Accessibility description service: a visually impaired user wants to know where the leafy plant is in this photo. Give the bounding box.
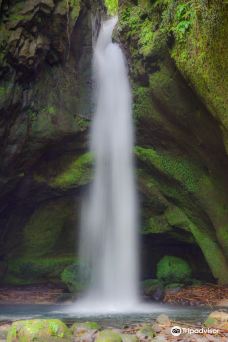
[172,2,195,40]
[105,0,118,15]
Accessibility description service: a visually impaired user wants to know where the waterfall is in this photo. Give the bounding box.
[77,16,139,312]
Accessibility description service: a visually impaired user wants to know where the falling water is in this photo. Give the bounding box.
[77,16,139,312]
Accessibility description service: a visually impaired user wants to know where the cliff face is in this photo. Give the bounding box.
[0,0,100,284]
[118,0,228,283]
[0,0,228,286]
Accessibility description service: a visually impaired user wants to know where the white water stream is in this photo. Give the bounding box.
[74,17,139,312]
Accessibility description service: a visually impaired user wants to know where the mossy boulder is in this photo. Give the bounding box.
[156,256,192,283]
[95,330,122,342]
[71,322,101,331]
[71,322,101,341]
[7,319,71,342]
[142,279,164,300]
[136,325,156,340]
[121,335,138,342]
[204,311,228,330]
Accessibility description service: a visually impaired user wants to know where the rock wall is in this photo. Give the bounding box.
[0,0,102,284]
[118,0,228,284]
[0,0,227,286]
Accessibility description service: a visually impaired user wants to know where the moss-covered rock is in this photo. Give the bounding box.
[7,319,71,342]
[121,335,138,342]
[142,279,164,298]
[95,329,122,342]
[71,322,101,332]
[204,311,228,330]
[71,322,101,341]
[156,256,192,283]
[4,256,76,285]
[49,153,93,189]
[136,325,156,340]
[17,199,74,257]
[105,0,118,15]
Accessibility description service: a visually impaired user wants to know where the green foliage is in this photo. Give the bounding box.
[156,255,192,283]
[47,105,55,114]
[133,86,152,120]
[105,0,118,15]
[138,19,153,56]
[69,0,80,21]
[172,3,195,40]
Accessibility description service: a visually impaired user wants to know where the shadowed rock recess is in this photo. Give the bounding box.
[0,0,228,287]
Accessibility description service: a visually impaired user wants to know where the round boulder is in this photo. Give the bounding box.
[156,256,192,283]
[7,319,71,341]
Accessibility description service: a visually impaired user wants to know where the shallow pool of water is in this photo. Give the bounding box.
[0,303,215,327]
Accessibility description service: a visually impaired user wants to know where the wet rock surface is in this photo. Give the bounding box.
[0,314,227,342]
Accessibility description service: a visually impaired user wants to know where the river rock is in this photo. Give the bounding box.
[95,329,122,342]
[0,323,10,339]
[7,319,71,341]
[151,323,162,333]
[136,325,156,340]
[153,336,168,342]
[204,311,228,329]
[121,334,138,342]
[156,314,170,326]
[72,322,101,342]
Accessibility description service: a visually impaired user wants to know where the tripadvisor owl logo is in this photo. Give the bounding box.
[171,326,182,336]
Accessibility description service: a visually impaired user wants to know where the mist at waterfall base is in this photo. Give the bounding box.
[71,17,139,313]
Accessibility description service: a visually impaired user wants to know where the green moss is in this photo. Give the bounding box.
[7,319,71,342]
[142,279,164,296]
[171,3,195,41]
[144,215,171,234]
[96,330,122,342]
[133,86,152,121]
[138,19,153,56]
[71,322,101,332]
[50,152,93,189]
[4,256,76,285]
[21,200,74,257]
[156,255,192,283]
[137,325,156,339]
[69,0,80,22]
[135,146,204,193]
[171,2,228,149]
[105,0,118,15]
